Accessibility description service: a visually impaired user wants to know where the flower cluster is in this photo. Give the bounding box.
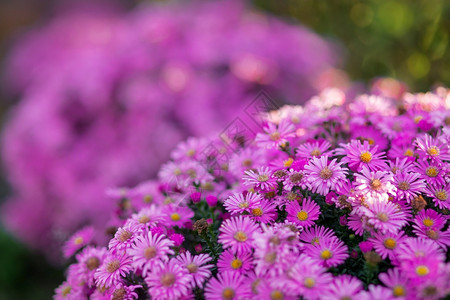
[56,87,449,299]
[1,0,340,254]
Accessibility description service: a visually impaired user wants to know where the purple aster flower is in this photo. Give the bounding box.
[388,143,418,160]
[109,282,141,300]
[359,284,395,300]
[296,140,332,159]
[129,205,166,229]
[337,140,386,172]
[298,225,335,246]
[228,148,266,179]
[145,258,190,300]
[74,246,108,287]
[304,237,349,267]
[204,271,251,300]
[369,231,407,260]
[392,171,425,203]
[54,279,83,300]
[243,167,277,191]
[395,237,446,263]
[128,231,174,277]
[108,221,142,254]
[386,157,414,175]
[175,252,212,289]
[304,155,348,195]
[255,119,295,149]
[414,160,446,186]
[351,125,388,150]
[413,226,450,249]
[286,198,321,228]
[415,134,450,162]
[62,226,95,258]
[379,268,411,299]
[322,275,363,300]
[360,200,408,234]
[353,166,395,203]
[248,198,277,224]
[283,169,307,191]
[224,192,262,215]
[218,216,259,254]
[412,209,446,232]
[217,249,253,275]
[424,184,450,210]
[163,205,194,228]
[95,253,133,288]
[359,241,374,253]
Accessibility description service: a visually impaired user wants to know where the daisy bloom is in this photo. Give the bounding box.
[95,253,133,288]
[412,209,446,232]
[74,246,108,287]
[360,200,408,234]
[304,237,349,267]
[108,221,142,254]
[63,226,95,258]
[338,140,386,171]
[249,198,277,224]
[413,226,450,249]
[354,166,395,203]
[395,237,445,263]
[369,231,407,260]
[255,119,295,149]
[175,252,212,288]
[322,275,363,300]
[415,134,450,162]
[304,155,348,195]
[283,169,307,191]
[224,192,262,215]
[425,184,450,210]
[359,284,395,300]
[218,216,259,254]
[204,271,251,300]
[130,205,166,229]
[392,171,425,203]
[128,231,174,277]
[243,167,277,191]
[298,225,336,246]
[108,282,141,300]
[145,258,190,300]
[414,160,446,186]
[296,140,331,159]
[286,198,320,228]
[217,249,253,275]
[54,279,83,300]
[379,268,411,299]
[163,205,194,227]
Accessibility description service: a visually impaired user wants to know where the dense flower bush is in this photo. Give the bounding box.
[1,1,339,253]
[56,88,449,299]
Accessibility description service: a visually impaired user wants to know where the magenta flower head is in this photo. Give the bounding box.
[304,155,348,195]
[359,241,374,253]
[94,253,133,288]
[204,271,251,300]
[145,259,190,300]
[218,216,259,254]
[205,195,218,207]
[62,226,95,258]
[286,198,321,228]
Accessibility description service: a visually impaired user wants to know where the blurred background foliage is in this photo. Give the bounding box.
[0,0,448,299]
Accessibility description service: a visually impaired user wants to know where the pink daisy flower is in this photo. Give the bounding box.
[322,275,363,300]
[360,200,408,234]
[354,166,395,203]
[414,160,446,186]
[304,155,348,195]
[204,271,251,300]
[286,198,321,228]
[243,167,277,191]
[379,268,411,299]
[128,231,174,277]
[108,221,142,254]
[425,184,450,210]
[395,237,445,263]
[283,169,307,191]
[304,237,349,267]
[145,258,190,300]
[369,231,407,260]
[412,209,446,232]
[338,140,386,171]
[413,226,450,249]
[388,143,418,160]
[163,205,194,227]
[298,225,335,246]
[296,140,331,159]
[54,279,83,300]
[108,282,141,300]
[170,137,209,161]
[399,255,442,284]
[415,134,450,162]
[351,125,388,150]
[62,226,95,258]
[217,249,253,275]
[249,198,277,224]
[255,119,295,149]
[224,192,262,215]
[347,213,368,236]
[175,252,212,289]
[386,157,414,174]
[95,253,133,288]
[218,216,259,254]
[392,171,425,203]
[359,284,395,300]
[130,205,166,229]
[256,280,298,300]
[74,246,107,287]
[228,148,266,179]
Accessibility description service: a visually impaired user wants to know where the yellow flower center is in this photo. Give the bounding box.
[139,215,151,224]
[161,273,176,287]
[393,285,405,297]
[404,149,414,157]
[271,290,284,300]
[238,202,249,209]
[360,151,372,163]
[74,236,84,245]
[312,237,320,245]
[435,190,448,201]
[383,238,396,249]
[319,167,333,179]
[186,149,195,157]
[252,208,263,217]
[398,181,410,191]
[106,260,120,273]
[425,167,438,177]
[427,147,439,156]
[118,230,132,242]
[304,277,315,288]
[234,231,248,242]
[297,211,308,221]
[426,230,438,240]
[257,174,269,182]
[370,179,382,190]
[231,258,243,269]
[187,263,198,273]
[144,246,157,259]
[143,194,153,203]
[270,132,281,141]
[242,159,253,168]
[170,213,181,222]
[377,212,389,222]
[415,265,429,276]
[222,288,235,300]
[310,149,321,157]
[422,218,434,227]
[284,158,294,167]
[62,286,71,296]
[320,249,333,260]
[173,168,182,176]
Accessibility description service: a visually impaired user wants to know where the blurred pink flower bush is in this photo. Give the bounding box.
[1,1,339,255]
